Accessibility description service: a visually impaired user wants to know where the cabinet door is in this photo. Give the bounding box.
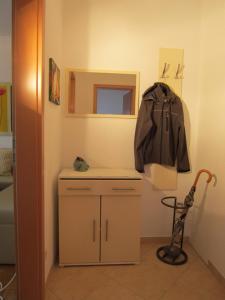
[101,196,140,263]
[59,196,100,265]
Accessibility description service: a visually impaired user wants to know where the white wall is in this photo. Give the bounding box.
[190,0,225,278]
[61,0,202,237]
[44,0,63,280]
[0,0,12,148]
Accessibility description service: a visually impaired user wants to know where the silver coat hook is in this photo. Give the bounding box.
[161,63,170,79]
[212,174,217,187]
[175,64,184,79]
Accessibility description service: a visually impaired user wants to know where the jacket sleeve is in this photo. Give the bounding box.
[177,102,190,172]
[134,99,153,173]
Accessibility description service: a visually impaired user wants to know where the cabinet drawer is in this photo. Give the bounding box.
[100,180,142,195]
[59,180,99,196]
[59,179,142,196]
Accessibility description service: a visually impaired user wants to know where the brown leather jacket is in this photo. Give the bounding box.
[134,82,190,173]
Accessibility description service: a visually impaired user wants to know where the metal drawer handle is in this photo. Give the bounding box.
[105,219,109,241]
[93,219,96,242]
[112,187,135,191]
[66,187,91,191]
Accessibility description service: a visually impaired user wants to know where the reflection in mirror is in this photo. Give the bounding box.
[66,70,139,117]
[0,0,16,299]
[94,85,135,115]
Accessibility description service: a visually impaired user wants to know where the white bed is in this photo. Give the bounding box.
[0,184,15,264]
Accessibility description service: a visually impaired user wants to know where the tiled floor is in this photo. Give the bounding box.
[45,240,225,300]
[0,265,17,300]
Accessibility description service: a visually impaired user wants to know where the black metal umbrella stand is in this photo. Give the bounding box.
[156,169,214,266]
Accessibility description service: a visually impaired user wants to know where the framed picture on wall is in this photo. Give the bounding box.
[49,58,60,105]
[0,83,11,135]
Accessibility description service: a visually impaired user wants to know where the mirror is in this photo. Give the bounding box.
[66,69,139,117]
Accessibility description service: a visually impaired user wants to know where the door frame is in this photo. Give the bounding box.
[13,0,45,299]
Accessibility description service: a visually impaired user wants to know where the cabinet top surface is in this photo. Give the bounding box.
[59,168,142,180]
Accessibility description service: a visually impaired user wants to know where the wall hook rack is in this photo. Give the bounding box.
[160,63,170,78]
[175,64,184,79]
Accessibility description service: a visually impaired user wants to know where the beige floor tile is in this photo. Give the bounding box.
[47,265,81,288]
[101,242,196,300]
[45,288,61,300]
[83,279,144,300]
[101,264,185,300]
[46,241,225,300]
[46,266,112,300]
[161,259,225,300]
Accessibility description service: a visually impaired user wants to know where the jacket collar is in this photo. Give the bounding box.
[143,82,176,103]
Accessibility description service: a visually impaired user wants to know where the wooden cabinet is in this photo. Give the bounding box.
[58,168,142,266]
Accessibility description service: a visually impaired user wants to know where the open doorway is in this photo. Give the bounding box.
[0,1,16,299]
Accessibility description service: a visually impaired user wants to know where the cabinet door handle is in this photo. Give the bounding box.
[67,187,91,191]
[112,187,135,191]
[105,219,109,241]
[93,219,96,242]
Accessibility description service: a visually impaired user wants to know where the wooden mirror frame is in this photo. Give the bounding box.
[66,69,139,119]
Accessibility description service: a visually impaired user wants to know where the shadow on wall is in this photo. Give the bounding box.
[181,98,192,175]
[190,181,218,262]
[182,99,191,149]
[191,185,209,238]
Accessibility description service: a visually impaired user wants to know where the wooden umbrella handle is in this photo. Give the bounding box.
[193,169,213,188]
